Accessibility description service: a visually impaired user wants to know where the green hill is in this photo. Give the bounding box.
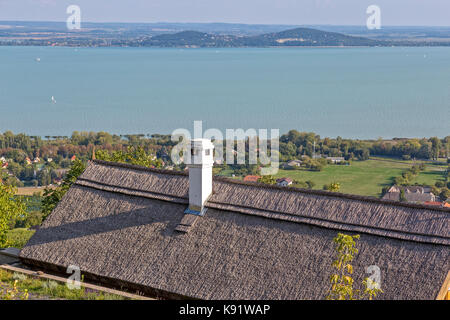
[144,27,385,47]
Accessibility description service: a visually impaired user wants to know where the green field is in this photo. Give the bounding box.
[6,228,35,248]
[273,158,446,197]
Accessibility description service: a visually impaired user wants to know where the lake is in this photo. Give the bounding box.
[0,46,449,138]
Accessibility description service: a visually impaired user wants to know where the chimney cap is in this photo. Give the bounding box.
[191,139,214,150]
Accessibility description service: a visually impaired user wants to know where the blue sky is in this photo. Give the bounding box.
[0,0,449,26]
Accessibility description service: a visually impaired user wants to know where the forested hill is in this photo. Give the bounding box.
[145,27,385,47]
[242,27,383,47]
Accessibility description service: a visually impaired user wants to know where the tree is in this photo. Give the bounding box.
[305,180,315,189]
[399,189,407,202]
[42,147,163,220]
[430,137,441,160]
[258,175,276,185]
[326,233,383,300]
[324,182,341,192]
[435,181,445,188]
[0,184,26,247]
[381,186,390,197]
[439,188,450,201]
[95,146,163,168]
[42,159,86,219]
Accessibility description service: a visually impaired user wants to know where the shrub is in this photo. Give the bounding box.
[402,155,411,160]
[394,176,406,186]
[326,233,383,300]
[24,211,43,228]
[431,186,440,196]
[1,280,29,300]
[0,184,27,247]
[324,182,341,192]
[305,180,315,189]
[293,181,308,188]
[435,181,445,188]
[440,188,450,201]
[42,159,86,220]
[258,175,276,185]
[6,228,35,249]
[399,189,406,202]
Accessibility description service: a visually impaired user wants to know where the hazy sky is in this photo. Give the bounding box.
[0,0,449,26]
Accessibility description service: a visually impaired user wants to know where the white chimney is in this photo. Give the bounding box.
[186,139,214,215]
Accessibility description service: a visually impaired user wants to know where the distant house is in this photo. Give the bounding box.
[424,201,450,208]
[382,186,436,203]
[243,175,260,183]
[1,162,8,169]
[276,177,293,186]
[54,168,69,178]
[33,157,40,163]
[25,157,32,165]
[283,160,302,169]
[326,157,345,164]
[47,158,53,163]
[70,155,77,161]
[0,156,6,163]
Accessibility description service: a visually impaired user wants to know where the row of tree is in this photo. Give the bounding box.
[280,130,450,161]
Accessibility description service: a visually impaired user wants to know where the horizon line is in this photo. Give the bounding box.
[1,20,450,28]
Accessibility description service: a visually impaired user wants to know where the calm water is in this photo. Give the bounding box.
[0,46,449,138]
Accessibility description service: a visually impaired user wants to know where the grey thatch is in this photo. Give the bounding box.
[20,160,450,300]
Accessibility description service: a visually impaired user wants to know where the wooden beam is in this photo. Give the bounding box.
[0,264,153,300]
[436,270,450,300]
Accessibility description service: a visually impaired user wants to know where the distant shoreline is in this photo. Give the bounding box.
[2,44,450,48]
[1,25,450,48]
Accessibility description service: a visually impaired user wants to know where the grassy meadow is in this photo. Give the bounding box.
[0,269,129,300]
[6,228,35,249]
[274,158,446,197]
[16,186,55,196]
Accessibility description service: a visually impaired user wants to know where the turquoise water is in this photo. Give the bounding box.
[0,46,449,138]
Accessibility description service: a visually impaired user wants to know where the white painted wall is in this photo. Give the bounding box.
[188,139,214,211]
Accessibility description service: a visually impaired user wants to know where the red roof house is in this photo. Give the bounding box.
[276,177,293,186]
[243,175,260,183]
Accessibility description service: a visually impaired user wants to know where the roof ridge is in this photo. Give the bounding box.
[91,159,188,176]
[92,159,450,214]
[214,176,450,213]
[76,177,188,202]
[206,199,450,245]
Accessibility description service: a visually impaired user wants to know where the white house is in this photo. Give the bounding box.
[276,177,293,187]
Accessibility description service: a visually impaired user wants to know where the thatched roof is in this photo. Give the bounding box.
[20,160,450,300]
